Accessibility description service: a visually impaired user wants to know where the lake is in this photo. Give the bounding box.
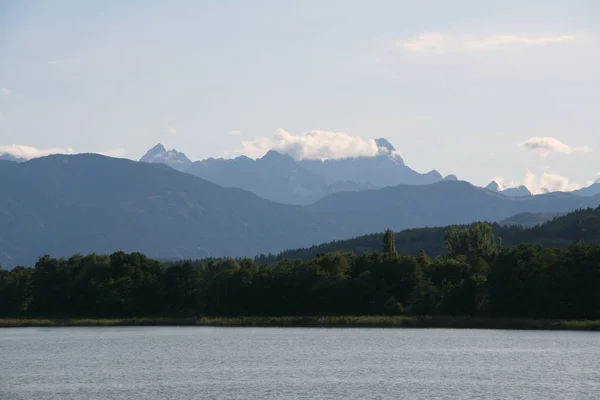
[1,327,599,399]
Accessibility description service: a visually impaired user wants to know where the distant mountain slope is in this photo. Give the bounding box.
[0,153,26,162]
[298,138,444,187]
[498,212,564,227]
[187,151,330,205]
[140,143,192,171]
[485,181,532,197]
[0,154,351,267]
[308,180,600,237]
[572,183,600,197]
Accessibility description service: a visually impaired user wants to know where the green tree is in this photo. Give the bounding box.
[383,229,397,254]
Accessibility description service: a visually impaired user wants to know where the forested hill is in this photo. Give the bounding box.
[262,207,600,263]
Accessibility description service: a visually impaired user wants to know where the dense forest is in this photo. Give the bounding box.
[2,209,600,320]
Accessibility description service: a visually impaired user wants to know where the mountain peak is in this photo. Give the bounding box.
[443,174,458,181]
[486,181,500,192]
[502,185,532,197]
[145,143,167,157]
[260,150,294,161]
[140,144,191,172]
[375,138,396,153]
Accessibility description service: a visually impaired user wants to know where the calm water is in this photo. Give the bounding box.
[1,327,599,399]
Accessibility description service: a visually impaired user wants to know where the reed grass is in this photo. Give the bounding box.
[2,316,600,330]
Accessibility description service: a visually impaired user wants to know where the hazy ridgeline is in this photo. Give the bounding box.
[2,222,600,321]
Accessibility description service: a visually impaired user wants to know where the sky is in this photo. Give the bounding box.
[1,0,599,193]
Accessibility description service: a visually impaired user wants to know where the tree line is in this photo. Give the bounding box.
[2,221,600,320]
[259,207,600,263]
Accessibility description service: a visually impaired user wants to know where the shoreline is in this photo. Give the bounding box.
[1,316,600,331]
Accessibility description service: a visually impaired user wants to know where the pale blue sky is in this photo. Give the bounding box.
[1,0,599,192]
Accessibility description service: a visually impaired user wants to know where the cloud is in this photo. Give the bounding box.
[396,33,577,55]
[1,88,10,96]
[236,128,390,160]
[520,137,591,157]
[0,145,126,160]
[0,145,76,159]
[231,130,242,136]
[595,173,600,184]
[166,127,176,136]
[491,170,597,195]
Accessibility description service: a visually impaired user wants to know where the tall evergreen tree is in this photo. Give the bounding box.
[383,229,397,254]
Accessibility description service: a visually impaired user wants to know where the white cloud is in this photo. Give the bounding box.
[231,130,242,136]
[396,33,577,55]
[166,127,176,136]
[595,172,600,184]
[236,128,388,160]
[1,88,10,96]
[520,137,591,157]
[0,145,76,159]
[491,170,597,195]
[0,145,126,160]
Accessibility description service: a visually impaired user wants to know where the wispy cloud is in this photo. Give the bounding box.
[520,137,591,157]
[231,130,242,136]
[166,127,177,136]
[236,128,394,160]
[0,145,126,160]
[1,88,11,96]
[396,33,577,55]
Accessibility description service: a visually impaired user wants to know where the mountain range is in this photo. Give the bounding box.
[138,141,600,203]
[1,153,600,268]
[140,139,454,205]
